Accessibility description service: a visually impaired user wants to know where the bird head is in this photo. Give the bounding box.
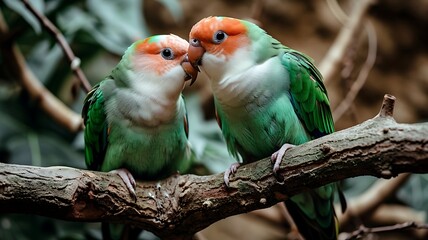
[188,16,258,81]
[126,34,198,94]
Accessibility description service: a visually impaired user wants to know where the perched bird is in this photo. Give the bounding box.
[188,16,345,240]
[82,34,198,239]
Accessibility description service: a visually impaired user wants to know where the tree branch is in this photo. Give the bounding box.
[337,173,411,228]
[340,222,428,240]
[0,95,427,239]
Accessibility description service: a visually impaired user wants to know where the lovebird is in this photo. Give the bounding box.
[187,16,345,240]
[82,34,198,239]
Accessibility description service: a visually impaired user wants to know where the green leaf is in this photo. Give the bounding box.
[0,101,85,169]
[56,6,96,35]
[86,0,149,54]
[3,0,45,34]
[26,40,63,83]
[57,1,150,55]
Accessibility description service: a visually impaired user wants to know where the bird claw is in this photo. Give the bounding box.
[110,168,137,201]
[224,163,241,187]
[271,144,295,181]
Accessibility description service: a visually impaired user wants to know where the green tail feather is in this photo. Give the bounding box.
[285,198,337,240]
[101,222,143,240]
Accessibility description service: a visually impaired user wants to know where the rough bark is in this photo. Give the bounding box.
[0,95,427,239]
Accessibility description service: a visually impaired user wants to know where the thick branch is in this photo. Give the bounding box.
[0,95,428,239]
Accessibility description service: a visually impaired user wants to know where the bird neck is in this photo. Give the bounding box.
[135,89,183,127]
[113,78,184,128]
[210,56,286,109]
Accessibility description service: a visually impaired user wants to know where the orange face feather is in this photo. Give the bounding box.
[189,16,250,57]
[131,34,189,76]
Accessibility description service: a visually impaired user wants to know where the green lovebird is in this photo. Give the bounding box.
[82,34,198,194]
[187,16,345,240]
[82,34,198,239]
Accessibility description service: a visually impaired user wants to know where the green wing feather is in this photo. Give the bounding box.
[82,81,109,171]
[280,48,343,240]
[245,19,334,138]
[281,50,334,138]
[182,95,189,139]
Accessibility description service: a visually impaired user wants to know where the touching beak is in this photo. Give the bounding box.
[188,38,205,70]
[181,55,198,86]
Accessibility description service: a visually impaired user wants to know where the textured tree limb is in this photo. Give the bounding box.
[0,95,428,239]
[0,10,83,133]
[21,0,92,93]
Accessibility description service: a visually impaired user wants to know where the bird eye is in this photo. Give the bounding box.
[161,48,174,60]
[213,30,227,44]
[190,38,200,47]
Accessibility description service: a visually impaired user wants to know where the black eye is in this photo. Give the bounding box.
[161,48,174,60]
[213,30,227,44]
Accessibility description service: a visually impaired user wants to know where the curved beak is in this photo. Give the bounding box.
[188,38,205,70]
[181,55,198,86]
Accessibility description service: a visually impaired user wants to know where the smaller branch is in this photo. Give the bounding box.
[338,173,411,227]
[278,203,303,240]
[319,0,376,84]
[326,0,348,25]
[333,21,377,122]
[378,94,396,118]
[194,232,208,240]
[21,0,92,93]
[370,204,426,227]
[341,222,428,240]
[378,94,395,117]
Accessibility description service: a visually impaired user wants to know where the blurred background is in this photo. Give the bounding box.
[0,0,427,239]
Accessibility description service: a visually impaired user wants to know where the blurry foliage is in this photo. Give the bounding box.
[0,0,427,240]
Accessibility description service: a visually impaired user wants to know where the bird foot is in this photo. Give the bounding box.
[271,144,295,179]
[224,163,241,187]
[110,168,137,201]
